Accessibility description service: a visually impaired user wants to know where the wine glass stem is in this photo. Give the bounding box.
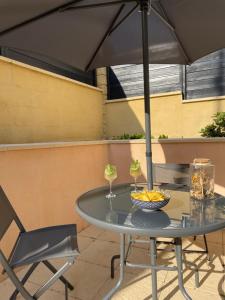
[134,177,137,192]
[109,181,112,195]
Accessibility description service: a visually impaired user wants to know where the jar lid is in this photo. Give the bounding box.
[193,158,211,164]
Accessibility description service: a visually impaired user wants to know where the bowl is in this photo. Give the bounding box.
[131,190,170,211]
[131,209,170,227]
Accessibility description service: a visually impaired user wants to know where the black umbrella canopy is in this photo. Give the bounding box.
[1,0,225,191]
[1,0,225,71]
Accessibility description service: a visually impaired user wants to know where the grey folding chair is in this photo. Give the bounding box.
[110,163,208,278]
[0,186,79,300]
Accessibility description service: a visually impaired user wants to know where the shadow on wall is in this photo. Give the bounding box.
[108,67,126,99]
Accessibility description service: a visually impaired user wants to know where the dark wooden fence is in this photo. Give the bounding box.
[185,49,225,99]
[0,47,96,86]
[108,49,225,100]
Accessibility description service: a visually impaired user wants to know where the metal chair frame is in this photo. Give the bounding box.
[0,186,78,300]
[110,163,209,279]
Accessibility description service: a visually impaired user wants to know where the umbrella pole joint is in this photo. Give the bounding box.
[139,0,150,11]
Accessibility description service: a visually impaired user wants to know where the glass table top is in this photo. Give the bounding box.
[76,183,225,237]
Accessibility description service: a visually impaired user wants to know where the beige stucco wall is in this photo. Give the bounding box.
[0,141,109,279]
[0,139,224,280]
[0,57,104,143]
[109,138,225,196]
[105,92,225,138]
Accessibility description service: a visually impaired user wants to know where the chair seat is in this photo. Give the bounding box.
[9,224,79,268]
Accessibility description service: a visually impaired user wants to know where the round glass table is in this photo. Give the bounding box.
[76,183,225,300]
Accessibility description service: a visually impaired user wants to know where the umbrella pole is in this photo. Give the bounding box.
[140,0,153,190]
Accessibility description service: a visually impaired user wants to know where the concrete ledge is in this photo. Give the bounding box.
[105,91,181,103]
[1,137,225,151]
[183,95,225,104]
[0,140,109,151]
[105,91,225,105]
[107,137,225,144]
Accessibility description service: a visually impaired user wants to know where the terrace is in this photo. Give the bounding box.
[0,57,224,299]
[0,224,224,299]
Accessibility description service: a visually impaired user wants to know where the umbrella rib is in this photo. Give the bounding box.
[155,2,191,64]
[60,0,136,12]
[151,7,175,32]
[0,0,83,36]
[109,3,139,35]
[85,4,125,71]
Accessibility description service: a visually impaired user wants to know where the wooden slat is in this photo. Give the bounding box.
[185,49,225,100]
[108,64,181,99]
[187,87,225,99]
[108,48,225,100]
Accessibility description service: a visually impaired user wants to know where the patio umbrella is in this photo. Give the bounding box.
[1,0,225,189]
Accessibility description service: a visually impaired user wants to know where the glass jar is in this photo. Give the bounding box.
[190,158,215,200]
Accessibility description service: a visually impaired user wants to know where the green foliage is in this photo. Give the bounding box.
[112,133,149,140]
[158,134,168,139]
[200,112,225,137]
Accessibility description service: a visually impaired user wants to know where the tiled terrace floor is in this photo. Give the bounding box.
[0,225,224,299]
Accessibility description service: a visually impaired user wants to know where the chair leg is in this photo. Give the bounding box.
[203,234,208,253]
[110,255,120,279]
[10,263,39,300]
[65,282,68,300]
[43,260,74,290]
[0,251,33,300]
[33,258,75,299]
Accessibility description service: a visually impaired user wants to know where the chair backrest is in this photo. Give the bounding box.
[153,163,190,186]
[0,187,25,241]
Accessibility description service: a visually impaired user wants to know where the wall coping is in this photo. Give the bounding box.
[0,140,109,151]
[108,137,225,144]
[182,94,225,103]
[105,91,225,104]
[0,56,102,93]
[0,137,225,151]
[105,91,181,103]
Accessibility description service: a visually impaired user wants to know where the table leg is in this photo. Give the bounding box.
[174,238,192,300]
[103,233,125,300]
[150,237,158,300]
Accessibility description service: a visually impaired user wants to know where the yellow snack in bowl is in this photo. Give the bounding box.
[131,190,166,202]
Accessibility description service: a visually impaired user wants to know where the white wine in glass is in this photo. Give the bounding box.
[104,164,117,198]
[130,160,142,192]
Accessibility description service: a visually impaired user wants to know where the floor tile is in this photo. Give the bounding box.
[1,225,224,300]
[0,274,77,300]
[28,260,110,300]
[17,281,78,300]
[124,246,168,282]
[206,231,223,245]
[64,260,111,300]
[79,225,105,239]
[97,230,120,244]
[159,256,225,300]
[77,239,120,268]
[77,235,95,252]
[93,269,166,300]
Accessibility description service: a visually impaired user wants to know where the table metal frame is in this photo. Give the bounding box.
[76,184,225,300]
[103,233,199,300]
[110,234,209,280]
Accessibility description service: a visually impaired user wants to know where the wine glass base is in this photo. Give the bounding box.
[105,193,116,199]
[131,187,141,193]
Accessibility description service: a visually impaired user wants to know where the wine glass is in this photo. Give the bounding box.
[130,160,142,192]
[104,164,117,198]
